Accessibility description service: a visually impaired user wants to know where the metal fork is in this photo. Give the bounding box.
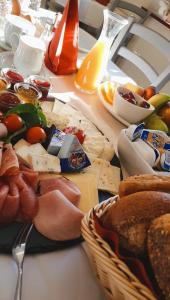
[12,223,33,300]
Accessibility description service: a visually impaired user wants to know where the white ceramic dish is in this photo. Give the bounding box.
[117,128,169,176]
[4,14,36,49]
[98,84,130,127]
[114,87,155,124]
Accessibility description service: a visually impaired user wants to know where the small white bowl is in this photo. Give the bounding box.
[113,87,155,124]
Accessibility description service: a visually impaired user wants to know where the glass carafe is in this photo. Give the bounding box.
[75,9,128,94]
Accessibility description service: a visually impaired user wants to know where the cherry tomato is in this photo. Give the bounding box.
[3,114,23,133]
[63,126,85,144]
[26,127,46,144]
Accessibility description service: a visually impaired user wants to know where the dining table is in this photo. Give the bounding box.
[0,8,134,300]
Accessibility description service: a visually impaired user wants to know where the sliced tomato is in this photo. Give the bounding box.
[26,127,46,144]
[3,114,23,133]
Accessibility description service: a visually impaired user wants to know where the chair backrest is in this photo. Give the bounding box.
[110,17,170,91]
[107,0,150,23]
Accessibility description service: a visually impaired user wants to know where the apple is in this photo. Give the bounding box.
[143,86,156,100]
[158,102,170,127]
[124,83,144,97]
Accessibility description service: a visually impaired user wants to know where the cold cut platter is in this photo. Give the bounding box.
[0,68,121,253]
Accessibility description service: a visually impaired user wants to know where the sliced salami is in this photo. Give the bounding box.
[0,144,19,176]
[0,141,3,169]
[0,183,20,224]
[39,177,81,206]
[0,183,9,213]
[20,164,38,191]
[19,185,38,222]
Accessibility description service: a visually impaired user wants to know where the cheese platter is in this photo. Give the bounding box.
[0,67,121,253]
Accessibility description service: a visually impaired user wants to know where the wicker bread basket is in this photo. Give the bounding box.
[81,197,157,300]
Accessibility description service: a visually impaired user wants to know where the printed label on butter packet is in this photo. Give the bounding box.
[132,123,145,141]
[140,129,170,149]
[161,143,170,172]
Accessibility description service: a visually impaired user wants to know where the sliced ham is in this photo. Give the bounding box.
[0,183,20,224]
[33,190,84,241]
[0,183,9,212]
[0,142,3,169]
[39,177,81,206]
[20,164,38,191]
[19,185,38,222]
[0,144,19,176]
[8,173,28,190]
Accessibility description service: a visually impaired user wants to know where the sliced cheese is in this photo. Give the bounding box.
[84,158,120,195]
[38,172,98,213]
[16,145,31,164]
[14,139,30,151]
[29,154,61,173]
[15,142,47,165]
[29,143,47,155]
[83,135,105,158]
[101,140,115,161]
[65,173,98,213]
[98,161,120,195]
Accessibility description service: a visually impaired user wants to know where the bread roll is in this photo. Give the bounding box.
[119,174,170,197]
[101,191,170,256]
[147,214,170,300]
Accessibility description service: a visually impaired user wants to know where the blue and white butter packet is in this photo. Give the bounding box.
[161,143,170,172]
[58,134,91,172]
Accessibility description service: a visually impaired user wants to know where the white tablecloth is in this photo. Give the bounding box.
[0,29,131,300]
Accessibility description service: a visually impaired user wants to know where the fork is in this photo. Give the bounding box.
[12,223,33,300]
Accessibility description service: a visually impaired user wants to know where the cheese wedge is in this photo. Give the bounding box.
[15,141,47,165]
[29,143,47,155]
[14,139,30,151]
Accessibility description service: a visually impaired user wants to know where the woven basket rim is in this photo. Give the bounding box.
[81,197,157,300]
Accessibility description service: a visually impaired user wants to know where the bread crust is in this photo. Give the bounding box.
[101,191,170,256]
[148,214,170,300]
[119,174,170,197]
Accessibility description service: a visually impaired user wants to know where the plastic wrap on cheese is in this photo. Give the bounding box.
[58,134,91,172]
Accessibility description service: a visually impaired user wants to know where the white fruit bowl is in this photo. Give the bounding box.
[114,87,155,124]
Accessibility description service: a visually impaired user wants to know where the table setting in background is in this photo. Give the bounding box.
[0,0,169,300]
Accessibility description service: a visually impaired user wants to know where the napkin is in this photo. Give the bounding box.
[44,0,79,75]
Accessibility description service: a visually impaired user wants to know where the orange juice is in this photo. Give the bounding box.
[75,10,127,94]
[75,40,109,93]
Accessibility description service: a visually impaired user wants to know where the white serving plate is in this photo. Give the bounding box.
[98,84,130,127]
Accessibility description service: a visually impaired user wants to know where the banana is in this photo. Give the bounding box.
[145,113,169,133]
[148,93,170,109]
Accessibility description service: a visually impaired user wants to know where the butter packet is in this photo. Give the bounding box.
[160,143,170,172]
[140,129,170,150]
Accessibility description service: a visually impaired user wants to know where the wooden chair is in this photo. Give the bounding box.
[110,17,170,91]
[107,0,150,23]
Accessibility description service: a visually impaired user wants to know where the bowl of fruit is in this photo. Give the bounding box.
[114,86,155,123]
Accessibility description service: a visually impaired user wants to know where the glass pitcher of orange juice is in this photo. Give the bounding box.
[75,9,128,94]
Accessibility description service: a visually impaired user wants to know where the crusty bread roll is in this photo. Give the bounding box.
[147,214,170,300]
[119,174,170,197]
[101,191,170,256]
